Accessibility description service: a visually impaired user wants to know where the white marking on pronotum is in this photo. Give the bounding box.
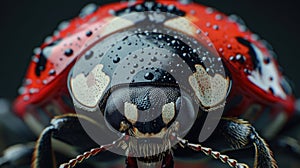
[70,64,110,108]
[189,64,229,109]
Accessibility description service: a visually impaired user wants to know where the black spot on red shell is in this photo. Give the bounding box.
[236,37,259,69]
[35,39,61,77]
[268,87,274,94]
[114,1,186,17]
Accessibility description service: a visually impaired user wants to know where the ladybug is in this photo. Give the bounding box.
[5,0,296,168]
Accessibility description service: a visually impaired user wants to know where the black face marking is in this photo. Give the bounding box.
[134,116,166,134]
[236,37,260,71]
[114,2,186,17]
[35,39,61,77]
[103,86,180,134]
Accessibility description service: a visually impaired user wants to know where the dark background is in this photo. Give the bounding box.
[0,0,299,100]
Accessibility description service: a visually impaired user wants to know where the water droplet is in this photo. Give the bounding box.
[23,95,30,101]
[236,54,246,63]
[48,69,56,76]
[117,46,122,50]
[64,48,73,57]
[58,21,70,30]
[206,7,214,14]
[113,57,120,63]
[139,58,144,62]
[42,80,48,85]
[135,4,142,10]
[244,69,251,75]
[215,14,222,20]
[179,0,192,4]
[32,56,39,63]
[206,22,211,27]
[151,57,157,62]
[264,57,271,64]
[33,47,41,55]
[24,79,32,85]
[213,25,219,30]
[133,64,138,68]
[79,3,97,18]
[86,31,93,37]
[144,72,154,80]
[109,9,115,15]
[130,69,135,74]
[85,51,94,60]
[167,5,175,11]
[18,87,25,95]
[29,88,39,94]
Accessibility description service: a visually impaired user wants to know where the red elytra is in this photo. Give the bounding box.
[13,0,295,128]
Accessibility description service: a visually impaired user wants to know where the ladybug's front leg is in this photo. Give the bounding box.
[32,113,103,168]
[218,118,277,168]
[177,118,276,168]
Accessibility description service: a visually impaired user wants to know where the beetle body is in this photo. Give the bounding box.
[9,1,296,168]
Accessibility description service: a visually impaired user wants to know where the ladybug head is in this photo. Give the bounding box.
[67,11,231,157]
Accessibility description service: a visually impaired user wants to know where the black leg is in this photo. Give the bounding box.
[32,113,114,168]
[177,118,277,168]
[219,118,277,168]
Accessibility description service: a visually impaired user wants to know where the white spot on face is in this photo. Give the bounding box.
[247,45,286,99]
[70,64,110,108]
[162,102,175,124]
[124,102,138,124]
[189,64,229,109]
